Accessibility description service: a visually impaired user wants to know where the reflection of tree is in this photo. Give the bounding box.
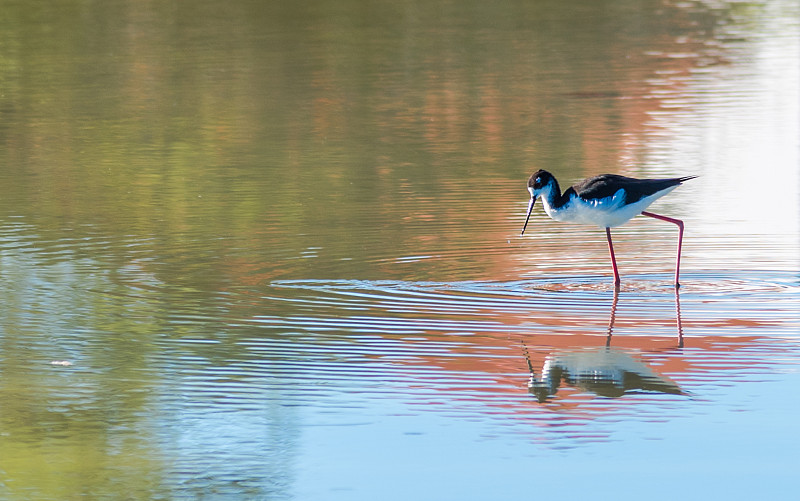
[0,0,745,288]
[0,247,169,498]
[0,228,301,499]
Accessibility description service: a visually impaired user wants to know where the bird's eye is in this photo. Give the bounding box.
[535,177,541,185]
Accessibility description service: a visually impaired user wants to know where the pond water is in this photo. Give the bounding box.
[0,0,798,499]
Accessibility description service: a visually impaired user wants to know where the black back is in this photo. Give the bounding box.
[569,174,697,204]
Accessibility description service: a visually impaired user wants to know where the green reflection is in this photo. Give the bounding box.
[0,0,745,285]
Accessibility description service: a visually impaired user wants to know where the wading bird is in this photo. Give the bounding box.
[520,170,696,287]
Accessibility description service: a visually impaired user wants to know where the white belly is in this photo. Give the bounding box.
[543,186,678,228]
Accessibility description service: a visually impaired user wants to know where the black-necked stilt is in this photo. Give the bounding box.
[520,170,697,287]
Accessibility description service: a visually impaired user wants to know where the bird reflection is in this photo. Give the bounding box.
[525,288,684,403]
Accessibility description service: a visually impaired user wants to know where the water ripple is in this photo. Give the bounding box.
[165,268,793,441]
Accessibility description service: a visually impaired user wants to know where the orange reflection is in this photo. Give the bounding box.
[378,287,765,418]
[524,288,684,403]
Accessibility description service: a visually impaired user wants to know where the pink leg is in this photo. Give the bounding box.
[605,227,621,288]
[674,287,684,348]
[641,211,685,287]
[605,286,620,346]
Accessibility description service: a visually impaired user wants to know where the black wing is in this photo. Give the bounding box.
[572,174,696,204]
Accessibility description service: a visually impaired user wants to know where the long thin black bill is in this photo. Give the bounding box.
[520,197,536,236]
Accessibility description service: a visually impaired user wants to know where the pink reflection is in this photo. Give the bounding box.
[524,288,684,403]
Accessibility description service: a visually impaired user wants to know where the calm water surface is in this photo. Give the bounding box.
[0,1,798,499]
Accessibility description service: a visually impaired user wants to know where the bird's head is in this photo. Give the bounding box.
[520,170,555,236]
